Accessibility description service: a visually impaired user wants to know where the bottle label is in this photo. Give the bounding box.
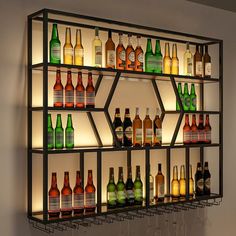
[155,128,162,142]
[117,191,126,201]
[128,51,135,68]
[149,182,154,200]
[146,56,156,71]
[205,130,211,142]
[53,90,63,104]
[191,97,196,107]
[48,132,54,146]
[51,43,61,59]
[158,183,165,198]
[108,192,117,202]
[107,50,115,66]
[85,192,95,207]
[134,189,143,199]
[197,178,204,191]
[55,132,63,144]
[75,48,84,58]
[137,52,144,69]
[185,97,190,108]
[125,126,133,140]
[86,91,95,105]
[205,178,211,189]
[196,61,203,76]
[49,196,60,212]
[119,50,126,67]
[95,46,102,65]
[61,194,72,210]
[183,131,191,143]
[115,126,123,140]
[135,128,142,142]
[65,90,74,104]
[205,63,211,76]
[191,131,198,142]
[198,130,205,142]
[187,58,193,74]
[74,193,84,209]
[145,128,152,142]
[76,90,85,104]
[64,48,73,56]
[66,131,74,145]
[126,189,134,199]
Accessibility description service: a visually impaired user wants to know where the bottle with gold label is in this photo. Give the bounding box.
[183,42,193,76]
[133,107,142,147]
[163,43,171,74]
[126,34,135,71]
[74,29,84,66]
[171,165,180,199]
[179,165,186,197]
[189,165,194,197]
[116,33,126,70]
[153,108,162,146]
[203,162,211,195]
[195,162,204,196]
[123,108,132,147]
[92,27,102,67]
[143,108,152,146]
[113,108,123,146]
[63,27,73,65]
[171,43,179,75]
[134,35,144,72]
[105,30,115,69]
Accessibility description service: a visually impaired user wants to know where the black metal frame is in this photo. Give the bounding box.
[28,8,223,226]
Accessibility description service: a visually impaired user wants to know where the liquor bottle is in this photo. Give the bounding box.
[194,44,203,77]
[55,114,64,149]
[92,27,102,67]
[73,171,84,214]
[198,114,205,144]
[48,114,54,149]
[155,164,165,201]
[176,83,183,111]
[48,172,60,217]
[203,45,211,78]
[153,108,162,146]
[189,165,194,197]
[65,114,74,148]
[105,30,115,69]
[191,114,198,144]
[143,108,152,146]
[74,29,84,66]
[116,33,126,70]
[171,165,180,199]
[183,83,190,111]
[203,162,211,195]
[113,108,123,146]
[195,162,204,196]
[85,170,96,212]
[123,108,133,147]
[153,39,163,73]
[126,34,135,71]
[171,44,179,75]
[189,84,197,111]
[183,42,193,76]
[179,165,186,197]
[149,171,154,203]
[117,167,126,207]
[107,167,117,209]
[163,43,171,74]
[50,24,61,64]
[86,72,95,108]
[145,38,154,72]
[183,114,191,144]
[133,107,142,147]
[126,166,135,206]
[204,114,212,144]
[53,70,63,107]
[63,27,73,65]
[134,166,143,205]
[134,35,144,72]
[61,171,73,216]
[75,71,85,108]
[65,70,74,108]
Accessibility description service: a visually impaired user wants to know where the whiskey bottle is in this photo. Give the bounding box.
[191,114,198,144]
[105,30,115,69]
[75,71,85,108]
[65,70,74,108]
[117,167,126,207]
[153,108,162,146]
[73,171,84,214]
[92,27,102,67]
[126,166,135,206]
[48,114,54,149]
[189,84,197,111]
[86,72,95,108]
[145,38,154,72]
[143,108,152,146]
[65,114,74,149]
[149,171,154,203]
[189,165,194,197]
[204,114,212,144]
[63,27,73,65]
[107,167,117,209]
[153,39,163,73]
[48,172,60,217]
[126,34,135,71]
[155,164,165,201]
[134,165,143,205]
[123,108,133,147]
[116,33,126,70]
[194,45,203,77]
[195,162,204,196]
[183,42,193,76]
[203,45,211,78]
[61,171,73,216]
[53,70,63,107]
[74,29,84,66]
[176,83,183,111]
[183,83,190,111]
[203,162,211,195]
[171,165,180,199]
[55,114,64,149]
[113,108,123,146]
[50,24,61,64]
[179,165,186,197]
[85,170,96,212]
[183,114,191,144]
[133,107,142,147]
[134,35,144,72]
[198,114,205,144]
[171,44,179,75]
[163,43,171,74]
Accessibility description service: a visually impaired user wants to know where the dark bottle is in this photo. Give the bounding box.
[194,44,203,77]
[107,167,117,209]
[134,166,143,205]
[191,114,198,144]
[203,45,211,78]
[116,167,126,207]
[195,162,204,196]
[123,108,133,146]
[65,71,74,108]
[85,170,96,212]
[73,171,84,214]
[53,70,63,107]
[126,166,135,206]
[204,114,212,144]
[155,164,165,202]
[86,73,95,108]
[55,114,64,149]
[75,71,85,108]
[198,114,205,144]
[113,108,123,146]
[183,83,190,111]
[176,83,183,111]
[48,114,54,149]
[203,162,211,195]
[65,114,74,149]
[189,84,197,111]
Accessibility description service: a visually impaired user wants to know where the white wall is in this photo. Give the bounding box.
[0,0,235,235]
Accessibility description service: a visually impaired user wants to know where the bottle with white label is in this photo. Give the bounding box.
[65,70,74,108]
[53,70,64,107]
[74,29,84,66]
[73,171,84,214]
[133,107,142,147]
[203,45,211,78]
[194,44,203,77]
[117,167,126,207]
[203,162,211,195]
[155,164,165,202]
[55,114,64,149]
[195,162,204,196]
[183,114,191,144]
[204,114,211,144]
[63,27,73,65]
[153,108,162,146]
[126,166,135,206]
[50,24,61,64]
[143,108,152,146]
[92,27,102,67]
[65,114,74,149]
[134,35,144,72]
[183,42,193,76]
[85,170,96,212]
[116,33,126,70]
[123,108,133,147]
[75,71,85,108]
[86,72,95,108]
[105,30,115,69]
[134,166,143,205]
[107,167,117,209]
[126,34,135,71]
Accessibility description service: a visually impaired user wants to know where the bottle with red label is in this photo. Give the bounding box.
[204,114,212,144]
[61,171,73,216]
[183,114,191,144]
[48,172,60,218]
[198,114,205,143]
[73,171,84,214]
[85,170,96,212]
[65,70,74,108]
[53,70,64,107]
[86,72,95,108]
[75,71,85,108]
[123,108,133,147]
[191,114,198,143]
[125,34,135,71]
[134,35,143,72]
[116,33,126,70]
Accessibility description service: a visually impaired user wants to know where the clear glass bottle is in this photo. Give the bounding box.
[92,27,102,67]
[183,42,193,76]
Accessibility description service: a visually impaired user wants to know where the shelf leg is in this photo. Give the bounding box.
[97,151,102,213]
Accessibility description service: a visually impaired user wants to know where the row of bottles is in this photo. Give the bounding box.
[183,114,211,144]
[48,170,96,218]
[113,108,162,147]
[49,24,212,77]
[53,70,95,108]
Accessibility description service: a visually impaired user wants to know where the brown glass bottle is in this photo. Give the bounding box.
[143,108,152,146]
[126,34,135,71]
[61,172,73,216]
[116,33,126,70]
[105,30,115,69]
[195,162,204,196]
[134,35,143,72]
[133,107,142,147]
[183,114,191,144]
[113,108,123,146]
[85,170,96,212]
[53,70,64,107]
[194,45,203,77]
[153,108,162,146]
[86,72,95,108]
[73,171,84,214]
[123,108,133,147]
[155,164,165,202]
[191,114,198,144]
[204,114,211,144]
[65,70,74,108]
[48,172,60,218]
[203,45,211,78]
[75,71,85,108]
[171,165,180,199]
[198,114,205,144]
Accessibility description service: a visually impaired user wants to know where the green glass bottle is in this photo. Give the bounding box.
[153,40,163,73]
[48,114,54,149]
[190,84,197,111]
[107,167,117,209]
[134,165,143,205]
[65,114,74,149]
[145,38,154,72]
[176,83,184,111]
[125,166,135,206]
[117,167,126,207]
[55,114,64,149]
[50,24,61,64]
[183,83,190,111]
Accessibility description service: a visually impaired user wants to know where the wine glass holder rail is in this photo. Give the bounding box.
[27,8,223,229]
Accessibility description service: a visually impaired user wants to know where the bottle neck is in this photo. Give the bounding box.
[199,115,204,125]
[88,73,93,86]
[67,72,72,84]
[109,170,114,183]
[95,28,99,38]
[56,115,62,128]
[77,72,83,85]
[173,166,178,180]
[51,174,57,188]
[64,173,70,187]
[51,24,59,40]
[146,108,150,117]
[65,28,71,44]
[115,109,121,118]
[185,115,189,125]
[155,40,161,53]
[189,165,193,179]
[118,170,124,182]
[66,115,73,128]
[184,84,189,94]
[165,43,170,57]
[76,29,82,45]
[146,39,152,52]
[205,115,210,125]
[172,44,177,58]
[136,167,141,180]
[56,70,61,83]
[118,34,123,45]
[186,43,190,51]
[192,115,196,125]
[128,36,131,46]
[180,166,185,179]
[137,37,141,48]
[190,84,195,94]
[48,115,53,128]
[205,45,208,54]
[124,110,130,119]
[177,83,182,93]
[87,172,93,185]
[135,108,140,117]
[158,164,162,174]
[76,172,82,186]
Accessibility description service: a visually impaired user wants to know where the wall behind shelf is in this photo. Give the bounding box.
[0,0,234,236]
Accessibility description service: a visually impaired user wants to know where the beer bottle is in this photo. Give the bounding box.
[75,71,85,108]
[48,114,54,149]
[117,167,126,207]
[73,171,84,214]
[203,162,211,195]
[198,114,205,144]
[190,84,197,111]
[53,70,63,107]
[50,24,61,64]
[153,108,162,146]
[145,38,154,72]
[107,168,117,209]
[171,44,179,75]
[143,108,152,146]
[55,114,64,149]
[183,114,191,144]
[203,45,211,78]
[105,30,115,69]
[65,114,74,148]
[116,33,126,70]
[149,170,154,203]
[189,165,194,197]
[86,72,95,108]
[85,170,96,212]
[63,27,73,65]
[155,164,165,202]
[74,29,84,66]
[153,39,163,73]
[123,108,133,147]
[171,165,180,199]
[134,35,144,72]
[163,43,171,74]
[126,166,135,206]
[204,114,212,144]
[134,166,143,205]
[183,83,190,111]
[126,34,135,71]
[195,162,204,196]
[191,114,198,144]
[65,70,74,108]
[133,107,142,147]
[194,44,203,77]
[113,108,123,146]
[176,83,183,111]
[179,165,186,197]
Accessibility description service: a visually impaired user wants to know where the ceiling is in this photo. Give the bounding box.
[187,0,236,12]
